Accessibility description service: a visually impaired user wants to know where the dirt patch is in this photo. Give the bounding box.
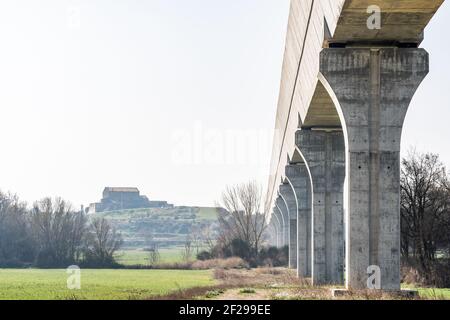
[148,268,428,300]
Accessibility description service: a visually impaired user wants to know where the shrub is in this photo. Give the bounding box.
[197,250,212,261]
[205,290,224,298]
[239,288,256,294]
[258,246,288,267]
[401,259,450,288]
[191,257,249,270]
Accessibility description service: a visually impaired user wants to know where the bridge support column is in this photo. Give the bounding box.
[286,164,312,278]
[274,206,286,247]
[276,197,289,247]
[280,183,297,269]
[320,48,429,290]
[268,221,276,247]
[272,211,281,247]
[296,130,345,285]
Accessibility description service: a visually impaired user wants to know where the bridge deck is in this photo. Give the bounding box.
[267,0,444,210]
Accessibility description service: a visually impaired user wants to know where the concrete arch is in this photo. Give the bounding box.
[295,93,346,287]
[284,176,299,225]
[275,204,287,247]
[277,192,290,247]
[293,145,316,280]
[278,191,290,221]
[272,211,282,247]
[281,176,299,269]
[268,219,278,247]
[316,72,350,285]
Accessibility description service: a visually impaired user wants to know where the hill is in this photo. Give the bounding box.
[93,206,219,250]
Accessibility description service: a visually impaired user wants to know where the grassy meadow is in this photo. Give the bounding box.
[115,247,188,266]
[0,269,215,300]
[401,285,450,300]
[0,267,448,300]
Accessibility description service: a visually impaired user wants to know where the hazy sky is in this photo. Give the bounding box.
[0,1,449,208]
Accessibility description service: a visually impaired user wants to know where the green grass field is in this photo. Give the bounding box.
[115,247,189,266]
[402,284,450,299]
[0,269,215,300]
[0,268,448,300]
[417,288,450,299]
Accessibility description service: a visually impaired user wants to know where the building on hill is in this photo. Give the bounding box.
[87,187,173,213]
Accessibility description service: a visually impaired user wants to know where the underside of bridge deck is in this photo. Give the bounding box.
[331,0,444,44]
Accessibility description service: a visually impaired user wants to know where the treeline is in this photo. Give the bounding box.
[0,194,122,268]
[204,153,450,286]
[196,181,288,268]
[400,151,450,287]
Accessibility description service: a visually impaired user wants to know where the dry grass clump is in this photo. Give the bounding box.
[401,259,450,288]
[192,257,249,270]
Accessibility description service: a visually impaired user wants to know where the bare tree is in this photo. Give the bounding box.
[0,191,35,266]
[200,224,216,253]
[31,197,87,267]
[181,237,193,262]
[401,150,450,275]
[190,225,203,255]
[83,217,122,267]
[148,243,160,266]
[216,181,269,259]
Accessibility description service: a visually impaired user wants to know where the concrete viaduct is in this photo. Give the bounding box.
[266,0,444,291]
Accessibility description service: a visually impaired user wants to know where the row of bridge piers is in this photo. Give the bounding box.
[268,47,429,291]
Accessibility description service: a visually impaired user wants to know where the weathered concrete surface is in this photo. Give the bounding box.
[275,204,287,247]
[268,220,277,247]
[266,0,443,221]
[273,208,284,247]
[276,196,290,247]
[332,0,445,44]
[320,48,429,290]
[267,0,444,288]
[286,163,312,278]
[272,212,283,247]
[280,182,298,269]
[296,130,345,285]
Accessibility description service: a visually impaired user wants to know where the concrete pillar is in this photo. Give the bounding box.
[320,48,429,290]
[280,183,297,269]
[286,163,312,278]
[272,221,278,248]
[273,208,284,247]
[296,130,345,285]
[279,194,291,248]
[267,220,276,247]
[276,197,289,247]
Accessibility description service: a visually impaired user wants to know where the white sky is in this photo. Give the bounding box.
[0,1,449,208]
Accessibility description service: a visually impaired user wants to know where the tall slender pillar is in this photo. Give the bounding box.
[276,197,289,247]
[272,212,282,247]
[268,220,276,247]
[296,130,345,285]
[280,183,297,269]
[274,206,286,247]
[320,48,429,290]
[286,163,312,278]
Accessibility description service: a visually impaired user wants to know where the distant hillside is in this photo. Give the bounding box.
[93,206,219,249]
